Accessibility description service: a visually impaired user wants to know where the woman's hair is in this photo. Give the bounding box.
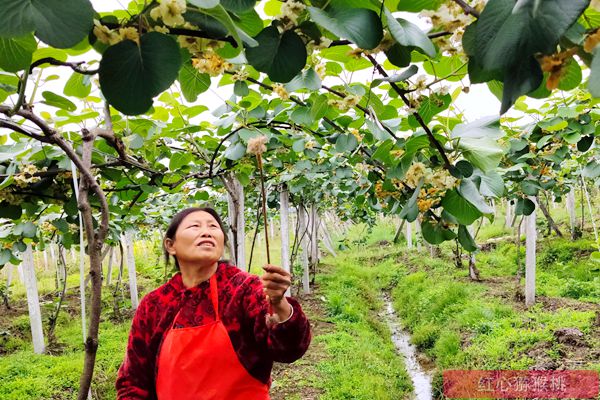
[163,206,228,269]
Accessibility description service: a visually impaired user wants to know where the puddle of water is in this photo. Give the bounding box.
[382,294,433,400]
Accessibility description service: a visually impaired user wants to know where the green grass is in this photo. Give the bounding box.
[314,257,413,400]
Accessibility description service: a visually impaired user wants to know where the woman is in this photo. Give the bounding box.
[116,207,311,399]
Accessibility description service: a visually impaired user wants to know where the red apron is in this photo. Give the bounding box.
[155,274,270,400]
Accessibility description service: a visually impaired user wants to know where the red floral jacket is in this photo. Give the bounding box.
[116,262,311,399]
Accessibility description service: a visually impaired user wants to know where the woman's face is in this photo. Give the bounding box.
[165,211,225,268]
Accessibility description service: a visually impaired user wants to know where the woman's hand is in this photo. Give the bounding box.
[260,264,292,324]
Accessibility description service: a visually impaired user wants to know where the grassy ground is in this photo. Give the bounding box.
[1,201,599,399]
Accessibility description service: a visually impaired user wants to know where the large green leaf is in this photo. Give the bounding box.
[0,34,37,72]
[458,179,494,215]
[0,202,21,220]
[14,221,37,238]
[452,117,504,172]
[308,7,383,50]
[99,32,182,115]
[396,0,444,12]
[500,56,542,114]
[421,219,456,245]
[63,72,91,98]
[399,180,423,222]
[384,8,435,57]
[42,91,77,111]
[178,62,211,102]
[441,189,482,225]
[245,26,307,83]
[188,0,220,7]
[220,0,256,13]
[458,225,478,252]
[0,0,94,48]
[476,0,589,71]
[335,134,358,153]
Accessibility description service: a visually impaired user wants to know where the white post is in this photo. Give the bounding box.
[225,174,245,269]
[280,188,291,297]
[415,219,422,252]
[505,200,513,228]
[42,248,49,271]
[525,196,537,308]
[124,232,139,310]
[566,188,576,236]
[406,221,413,248]
[23,245,45,354]
[6,264,13,288]
[299,205,310,294]
[17,262,24,283]
[269,218,275,240]
[309,204,319,272]
[106,247,114,286]
[71,160,87,342]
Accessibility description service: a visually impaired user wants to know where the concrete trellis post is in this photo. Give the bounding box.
[280,187,291,297]
[525,196,537,308]
[23,245,45,354]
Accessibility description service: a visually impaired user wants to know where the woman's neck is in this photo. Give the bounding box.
[179,262,218,288]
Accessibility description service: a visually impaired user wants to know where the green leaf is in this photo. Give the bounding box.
[421,219,456,245]
[458,225,478,252]
[399,180,423,222]
[396,0,444,12]
[455,160,473,178]
[452,117,504,172]
[220,0,256,13]
[0,34,37,72]
[515,197,535,216]
[14,221,37,238]
[371,65,418,87]
[99,32,182,115]
[310,95,328,120]
[188,0,220,7]
[292,139,306,152]
[224,141,246,160]
[589,48,600,98]
[0,249,12,266]
[178,62,211,102]
[63,72,91,98]
[169,152,193,170]
[476,0,588,72]
[335,134,358,153]
[501,57,542,114]
[521,180,541,196]
[245,26,307,83]
[0,0,94,48]
[582,161,600,179]
[385,8,435,57]
[557,58,582,91]
[308,7,383,50]
[591,251,600,264]
[41,91,77,111]
[472,169,504,198]
[234,80,249,96]
[441,189,482,225]
[385,43,412,68]
[458,179,493,215]
[198,5,254,49]
[285,68,322,92]
[0,202,21,220]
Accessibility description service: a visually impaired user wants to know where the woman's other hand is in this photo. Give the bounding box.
[260,265,292,324]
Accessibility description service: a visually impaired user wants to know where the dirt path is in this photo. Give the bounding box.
[270,284,333,400]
